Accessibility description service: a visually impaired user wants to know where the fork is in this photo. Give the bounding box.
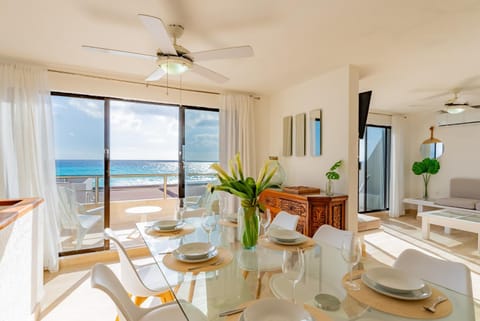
[423,296,447,313]
[188,258,224,271]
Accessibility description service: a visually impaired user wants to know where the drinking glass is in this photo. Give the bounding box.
[341,236,362,291]
[201,211,217,243]
[282,248,305,303]
[260,209,271,235]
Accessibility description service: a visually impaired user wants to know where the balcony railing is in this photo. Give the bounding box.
[56,172,217,203]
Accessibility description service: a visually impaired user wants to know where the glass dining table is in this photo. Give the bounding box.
[137,217,476,321]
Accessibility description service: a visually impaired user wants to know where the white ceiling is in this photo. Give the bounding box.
[2,0,480,114]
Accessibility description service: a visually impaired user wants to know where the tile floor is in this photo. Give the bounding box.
[40,219,480,321]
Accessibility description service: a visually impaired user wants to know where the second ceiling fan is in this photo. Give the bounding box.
[83,14,254,83]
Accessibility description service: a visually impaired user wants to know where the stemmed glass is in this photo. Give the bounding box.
[341,235,362,291]
[282,248,305,304]
[201,211,217,244]
[260,209,271,235]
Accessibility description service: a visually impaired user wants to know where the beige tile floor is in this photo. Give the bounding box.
[41,219,480,321]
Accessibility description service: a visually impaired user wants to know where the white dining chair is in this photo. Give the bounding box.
[393,248,472,296]
[91,263,206,321]
[104,228,183,309]
[312,224,353,249]
[270,211,299,230]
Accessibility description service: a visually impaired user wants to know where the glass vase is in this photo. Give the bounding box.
[238,206,260,249]
[325,179,334,196]
[268,156,286,187]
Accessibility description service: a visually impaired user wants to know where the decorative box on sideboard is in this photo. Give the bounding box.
[259,189,348,237]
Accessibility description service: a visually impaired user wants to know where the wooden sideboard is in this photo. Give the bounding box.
[259,189,348,237]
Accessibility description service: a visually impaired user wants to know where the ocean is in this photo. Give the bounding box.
[55,159,217,187]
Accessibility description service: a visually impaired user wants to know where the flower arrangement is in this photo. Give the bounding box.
[210,153,278,248]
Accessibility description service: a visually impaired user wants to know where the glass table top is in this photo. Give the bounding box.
[137,218,475,321]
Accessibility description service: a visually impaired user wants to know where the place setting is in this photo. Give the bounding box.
[220,297,333,321]
[162,241,233,272]
[145,219,195,237]
[343,266,452,319]
[258,227,316,251]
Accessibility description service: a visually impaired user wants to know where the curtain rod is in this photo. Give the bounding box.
[47,68,260,100]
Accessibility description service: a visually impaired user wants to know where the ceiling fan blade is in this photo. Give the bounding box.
[186,45,254,61]
[82,45,157,60]
[190,64,228,83]
[145,68,166,82]
[138,14,177,56]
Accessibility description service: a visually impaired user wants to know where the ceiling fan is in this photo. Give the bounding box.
[440,91,480,114]
[82,14,254,83]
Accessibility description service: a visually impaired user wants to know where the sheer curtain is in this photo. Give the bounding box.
[389,115,407,217]
[219,93,256,214]
[0,62,60,271]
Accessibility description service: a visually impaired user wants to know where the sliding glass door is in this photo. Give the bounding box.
[52,93,219,254]
[52,94,106,254]
[358,125,391,213]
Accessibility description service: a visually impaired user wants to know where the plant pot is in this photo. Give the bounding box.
[238,206,260,249]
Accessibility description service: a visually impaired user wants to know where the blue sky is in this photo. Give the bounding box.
[52,95,218,161]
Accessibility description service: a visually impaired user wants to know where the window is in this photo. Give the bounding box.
[52,92,219,254]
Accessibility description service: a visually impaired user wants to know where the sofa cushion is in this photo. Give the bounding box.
[435,197,478,210]
[450,178,480,200]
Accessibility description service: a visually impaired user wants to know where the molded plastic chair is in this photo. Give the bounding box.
[91,263,206,321]
[104,228,183,308]
[313,224,353,249]
[393,248,472,296]
[270,211,299,230]
[57,184,103,249]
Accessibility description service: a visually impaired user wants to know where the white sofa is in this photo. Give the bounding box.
[434,178,480,211]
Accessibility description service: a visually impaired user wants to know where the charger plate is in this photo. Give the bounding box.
[343,272,452,319]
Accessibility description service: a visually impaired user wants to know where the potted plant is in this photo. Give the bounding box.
[209,154,278,249]
[325,160,343,196]
[411,157,440,200]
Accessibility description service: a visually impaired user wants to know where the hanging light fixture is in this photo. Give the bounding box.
[157,56,192,75]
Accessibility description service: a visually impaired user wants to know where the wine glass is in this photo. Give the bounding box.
[341,236,362,291]
[282,248,305,304]
[260,209,271,235]
[201,211,217,244]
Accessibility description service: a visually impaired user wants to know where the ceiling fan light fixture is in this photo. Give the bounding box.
[446,105,466,114]
[158,56,192,75]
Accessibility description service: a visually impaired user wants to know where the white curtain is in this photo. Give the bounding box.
[389,115,406,217]
[0,62,60,271]
[219,93,257,214]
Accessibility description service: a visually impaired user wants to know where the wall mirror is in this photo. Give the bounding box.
[309,109,322,156]
[282,116,292,156]
[295,113,306,156]
[420,126,444,158]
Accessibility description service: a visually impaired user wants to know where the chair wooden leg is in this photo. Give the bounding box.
[133,296,148,306]
[188,273,199,302]
[156,290,175,303]
[242,270,249,280]
[255,272,266,299]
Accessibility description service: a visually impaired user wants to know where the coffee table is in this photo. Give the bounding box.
[418,209,480,252]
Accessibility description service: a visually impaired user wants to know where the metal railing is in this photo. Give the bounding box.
[56,172,217,203]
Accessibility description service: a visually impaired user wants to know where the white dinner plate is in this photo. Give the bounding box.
[364,267,425,293]
[268,228,302,242]
[243,298,313,321]
[152,219,183,231]
[173,248,218,263]
[361,273,432,300]
[175,242,216,259]
[269,234,307,245]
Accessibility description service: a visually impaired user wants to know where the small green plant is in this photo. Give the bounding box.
[325,160,343,196]
[412,158,440,199]
[326,160,343,180]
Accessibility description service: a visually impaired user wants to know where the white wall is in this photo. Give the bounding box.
[403,111,480,200]
[256,65,359,230]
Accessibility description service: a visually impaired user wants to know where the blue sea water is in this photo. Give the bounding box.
[56,159,217,187]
